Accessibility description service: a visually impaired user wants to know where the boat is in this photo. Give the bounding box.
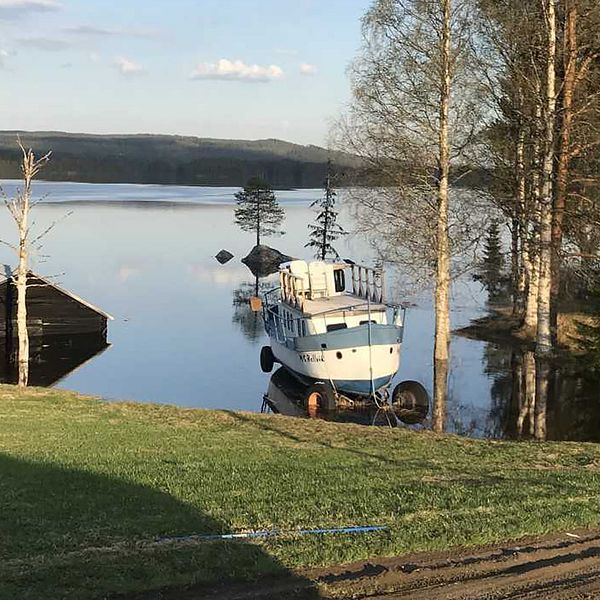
[257,259,410,410]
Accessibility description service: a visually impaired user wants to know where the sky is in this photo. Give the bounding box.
[0,0,372,146]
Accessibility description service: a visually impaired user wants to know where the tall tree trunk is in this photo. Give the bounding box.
[513,120,527,315]
[9,143,50,387]
[432,359,448,433]
[522,90,543,333]
[536,0,557,356]
[16,227,29,387]
[550,0,577,341]
[434,0,451,365]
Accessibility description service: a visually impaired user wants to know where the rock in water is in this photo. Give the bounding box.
[215,249,234,264]
[242,245,293,277]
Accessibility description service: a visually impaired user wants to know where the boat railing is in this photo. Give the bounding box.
[279,271,307,310]
[262,286,405,345]
[350,264,384,304]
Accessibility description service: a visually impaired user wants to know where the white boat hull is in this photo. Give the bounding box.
[270,334,401,396]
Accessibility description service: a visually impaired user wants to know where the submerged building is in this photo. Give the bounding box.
[0,271,112,384]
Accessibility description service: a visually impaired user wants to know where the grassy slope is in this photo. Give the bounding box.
[1,387,600,599]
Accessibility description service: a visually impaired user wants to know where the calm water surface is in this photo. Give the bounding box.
[0,181,597,441]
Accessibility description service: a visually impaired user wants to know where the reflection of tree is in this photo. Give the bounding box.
[482,342,514,438]
[482,340,600,442]
[231,276,271,344]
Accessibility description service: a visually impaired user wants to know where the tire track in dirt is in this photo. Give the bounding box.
[126,528,600,599]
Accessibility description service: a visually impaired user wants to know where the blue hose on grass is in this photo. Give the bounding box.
[157,525,388,544]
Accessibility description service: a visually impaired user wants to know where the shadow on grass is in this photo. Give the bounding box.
[0,453,322,600]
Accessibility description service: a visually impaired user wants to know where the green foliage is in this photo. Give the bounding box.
[476,219,508,301]
[3,387,600,598]
[234,178,285,246]
[0,131,360,188]
[306,161,346,260]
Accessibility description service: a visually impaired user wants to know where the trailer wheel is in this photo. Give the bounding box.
[392,380,429,424]
[304,381,336,413]
[260,346,275,373]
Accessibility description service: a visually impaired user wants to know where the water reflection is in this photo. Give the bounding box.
[231,268,277,343]
[0,334,109,386]
[483,344,600,441]
[262,367,429,428]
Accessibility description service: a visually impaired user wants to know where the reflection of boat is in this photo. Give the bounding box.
[262,367,429,427]
[259,260,406,407]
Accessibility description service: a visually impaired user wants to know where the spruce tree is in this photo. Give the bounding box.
[234,177,284,247]
[305,161,345,260]
[478,219,506,299]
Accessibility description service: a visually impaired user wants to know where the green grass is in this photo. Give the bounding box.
[2,386,600,599]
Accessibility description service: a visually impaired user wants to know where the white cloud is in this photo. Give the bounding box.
[64,24,115,36]
[299,63,317,76]
[0,0,61,18]
[113,56,144,76]
[190,58,283,83]
[0,49,9,66]
[18,37,69,51]
[63,25,159,39]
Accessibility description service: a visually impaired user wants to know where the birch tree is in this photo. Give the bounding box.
[536,0,557,355]
[3,142,51,386]
[337,0,482,412]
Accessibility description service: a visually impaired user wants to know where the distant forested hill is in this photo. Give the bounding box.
[0,131,360,188]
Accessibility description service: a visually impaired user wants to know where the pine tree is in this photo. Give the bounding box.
[234,177,284,247]
[478,219,506,299]
[305,161,345,260]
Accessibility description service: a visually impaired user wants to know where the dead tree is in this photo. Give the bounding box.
[3,142,51,386]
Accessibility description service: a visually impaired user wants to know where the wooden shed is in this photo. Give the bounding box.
[0,271,113,339]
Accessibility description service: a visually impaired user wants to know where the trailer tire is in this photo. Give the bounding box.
[260,346,275,373]
[392,380,429,424]
[304,381,336,413]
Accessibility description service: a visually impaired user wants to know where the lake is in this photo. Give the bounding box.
[0,180,597,441]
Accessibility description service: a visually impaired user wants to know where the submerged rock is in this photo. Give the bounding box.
[241,245,293,277]
[215,249,234,264]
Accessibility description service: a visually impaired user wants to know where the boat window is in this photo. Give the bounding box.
[301,320,307,336]
[326,323,348,332]
[359,320,377,325]
[333,269,345,293]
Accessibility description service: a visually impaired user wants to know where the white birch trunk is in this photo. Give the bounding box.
[434,0,452,364]
[523,250,540,331]
[522,89,543,334]
[536,0,557,355]
[515,125,527,314]
[16,222,29,387]
[7,143,50,387]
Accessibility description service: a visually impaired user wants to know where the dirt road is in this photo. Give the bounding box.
[134,528,600,599]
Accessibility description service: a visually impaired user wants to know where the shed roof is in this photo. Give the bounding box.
[0,271,114,321]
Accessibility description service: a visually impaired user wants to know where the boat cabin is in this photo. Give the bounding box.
[274,260,388,336]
